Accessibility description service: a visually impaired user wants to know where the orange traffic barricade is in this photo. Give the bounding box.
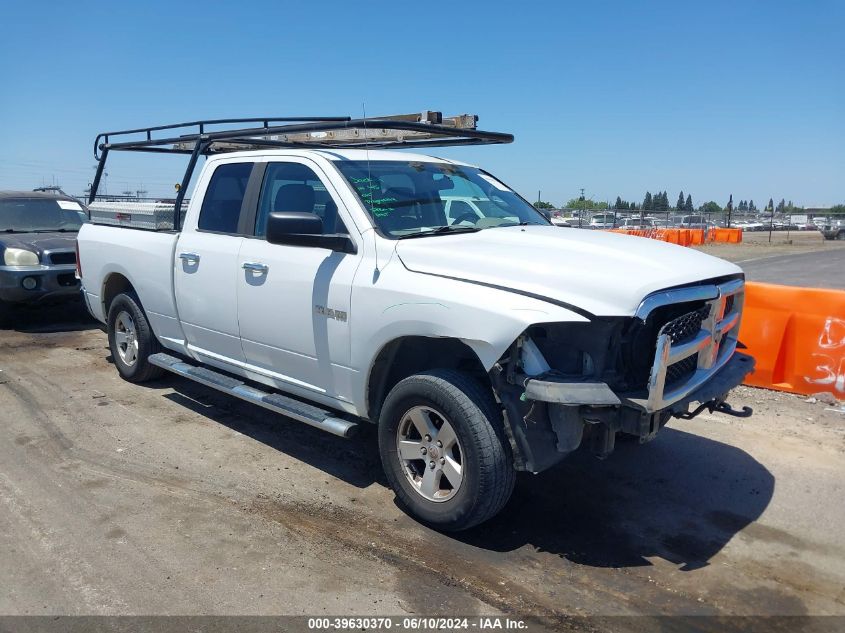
[739,282,845,398]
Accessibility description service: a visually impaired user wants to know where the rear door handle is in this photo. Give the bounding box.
[242,262,269,273]
[179,252,200,263]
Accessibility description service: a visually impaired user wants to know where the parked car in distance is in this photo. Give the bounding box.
[618,217,655,229]
[819,219,845,240]
[736,221,764,232]
[78,114,755,530]
[0,191,85,323]
[442,196,519,226]
[588,213,616,229]
[553,215,584,227]
[677,215,709,230]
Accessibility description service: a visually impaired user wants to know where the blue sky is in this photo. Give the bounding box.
[1,0,842,207]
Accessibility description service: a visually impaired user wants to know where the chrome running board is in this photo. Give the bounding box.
[148,353,358,438]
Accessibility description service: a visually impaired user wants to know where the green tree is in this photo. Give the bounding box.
[643,191,653,211]
[676,191,685,210]
[533,201,554,209]
[685,194,694,212]
[700,201,722,215]
[776,198,786,213]
[564,198,607,210]
[767,197,774,212]
[829,204,845,215]
[749,199,757,212]
[615,196,624,210]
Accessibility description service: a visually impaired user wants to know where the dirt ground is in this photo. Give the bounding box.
[693,230,845,263]
[1,305,844,630]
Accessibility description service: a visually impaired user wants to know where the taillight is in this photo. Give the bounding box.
[75,240,82,279]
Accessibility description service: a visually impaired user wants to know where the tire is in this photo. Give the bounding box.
[378,369,515,531]
[106,292,164,383]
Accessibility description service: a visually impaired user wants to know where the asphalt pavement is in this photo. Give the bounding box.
[740,248,845,289]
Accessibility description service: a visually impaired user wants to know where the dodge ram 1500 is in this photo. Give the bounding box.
[78,114,754,530]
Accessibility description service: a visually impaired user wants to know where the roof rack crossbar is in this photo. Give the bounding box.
[101,121,509,154]
[94,116,353,160]
[95,112,511,158]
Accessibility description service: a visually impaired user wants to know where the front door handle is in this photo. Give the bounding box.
[179,252,200,263]
[242,262,269,273]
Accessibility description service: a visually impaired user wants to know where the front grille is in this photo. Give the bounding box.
[622,301,708,389]
[48,251,76,265]
[665,353,698,387]
[637,278,744,412]
[660,306,709,345]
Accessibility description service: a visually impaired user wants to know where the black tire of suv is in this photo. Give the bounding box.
[107,292,165,383]
[378,369,516,531]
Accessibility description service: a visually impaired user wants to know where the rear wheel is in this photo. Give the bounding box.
[378,370,515,531]
[107,292,164,383]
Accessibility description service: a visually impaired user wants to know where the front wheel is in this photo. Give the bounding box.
[378,370,515,531]
[107,292,164,383]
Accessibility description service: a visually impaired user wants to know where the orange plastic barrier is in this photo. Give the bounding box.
[605,226,745,246]
[662,229,680,244]
[688,229,705,245]
[739,282,845,397]
[713,228,743,243]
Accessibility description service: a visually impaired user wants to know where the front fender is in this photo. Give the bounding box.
[349,268,588,412]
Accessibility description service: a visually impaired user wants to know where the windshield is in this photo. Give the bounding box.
[0,198,84,232]
[333,160,548,237]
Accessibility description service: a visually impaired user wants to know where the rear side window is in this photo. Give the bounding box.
[198,162,253,233]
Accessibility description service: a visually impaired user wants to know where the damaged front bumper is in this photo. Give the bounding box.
[494,352,755,474]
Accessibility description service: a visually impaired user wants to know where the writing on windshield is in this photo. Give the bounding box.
[347,177,397,218]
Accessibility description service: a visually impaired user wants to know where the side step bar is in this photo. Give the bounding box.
[148,353,358,438]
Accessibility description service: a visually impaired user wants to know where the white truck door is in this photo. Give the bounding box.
[236,159,359,398]
[174,160,256,366]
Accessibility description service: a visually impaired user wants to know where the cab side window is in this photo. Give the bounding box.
[255,162,347,237]
[197,162,253,233]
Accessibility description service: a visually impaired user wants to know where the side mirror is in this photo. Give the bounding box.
[265,212,356,254]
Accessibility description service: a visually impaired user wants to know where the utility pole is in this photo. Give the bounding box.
[579,187,585,228]
[726,194,733,228]
[768,200,774,243]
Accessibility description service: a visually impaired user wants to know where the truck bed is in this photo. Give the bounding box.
[77,223,183,347]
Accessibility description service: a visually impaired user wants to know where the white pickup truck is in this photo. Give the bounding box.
[78,114,754,530]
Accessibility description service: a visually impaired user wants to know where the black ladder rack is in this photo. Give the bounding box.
[88,110,513,230]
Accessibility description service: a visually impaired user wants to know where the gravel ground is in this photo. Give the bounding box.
[693,230,845,263]
[1,304,844,630]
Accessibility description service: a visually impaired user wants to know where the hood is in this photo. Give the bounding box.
[0,232,77,258]
[395,225,742,317]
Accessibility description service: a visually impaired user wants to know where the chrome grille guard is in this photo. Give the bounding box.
[636,278,745,413]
